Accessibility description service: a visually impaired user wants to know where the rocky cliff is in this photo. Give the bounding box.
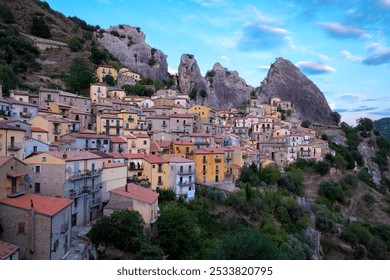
[96,25,169,81]
[257,57,334,125]
[178,54,252,109]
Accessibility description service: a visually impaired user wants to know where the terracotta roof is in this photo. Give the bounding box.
[103,162,126,169]
[47,151,102,161]
[161,156,194,163]
[150,141,161,153]
[110,184,159,204]
[0,122,26,131]
[172,140,193,145]
[0,156,12,166]
[143,155,168,164]
[188,133,214,137]
[90,151,113,158]
[109,136,127,143]
[146,115,170,120]
[133,133,150,139]
[107,152,124,159]
[155,140,172,148]
[0,240,19,260]
[73,133,110,139]
[194,147,225,154]
[31,127,48,133]
[231,164,241,169]
[169,114,194,118]
[37,115,69,123]
[122,153,145,160]
[0,194,72,217]
[99,114,121,119]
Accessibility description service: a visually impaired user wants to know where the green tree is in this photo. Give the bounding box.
[205,229,296,260]
[0,4,15,23]
[259,165,281,185]
[123,84,154,97]
[332,111,341,125]
[89,44,108,65]
[200,89,207,98]
[30,14,51,38]
[87,210,145,253]
[334,154,348,172]
[315,160,330,176]
[134,243,164,260]
[68,37,84,52]
[301,120,311,128]
[319,180,344,203]
[357,118,374,131]
[156,202,200,259]
[103,74,116,86]
[65,58,97,94]
[189,88,197,100]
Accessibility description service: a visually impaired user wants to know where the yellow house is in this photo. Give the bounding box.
[96,114,123,136]
[0,123,26,160]
[101,162,127,202]
[96,65,118,83]
[29,115,70,143]
[31,127,49,143]
[9,90,30,103]
[118,110,139,132]
[187,105,216,122]
[142,155,169,191]
[90,83,108,103]
[106,184,159,226]
[193,147,225,185]
[119,67,141,81]
[122,133,150,154]
[108,89,127,100]
[171,140,194,158]
[231,145,249,169]
[0,156,27,199]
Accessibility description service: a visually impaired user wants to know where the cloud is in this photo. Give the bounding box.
[296,61,336,75]
[340,50,363,63]
[337,93,390,103]
[320,22,371,39]
[168,67,178,75]
[256,65,270,71]
[380,0,390,7]
[237,23,289,51]
[335,106,379,113]
[190,0,227,7]
[370,108,390,116]
[362,43,390,65]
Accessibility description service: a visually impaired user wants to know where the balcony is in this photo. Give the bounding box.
[215,169,220,174]
[7,143,22,151]
[129,165,143,171]
[202,169,207,174]
[185,150,194,155]
[131,143,137,148]
[52,129,61,134]
[178,168,193,175]
[69,169,102,181]
[202,158,207,163]
[0,110,11,117]
[162,123,167,128]
[20,111,32,118]
[215,157,222,163]
[178,181,193,187]
[45,98,53,102]
[128,117,134,122]
[157,181,163,186]
[7,184,27,198]
[183,122,192,126]
[157,169,163,173]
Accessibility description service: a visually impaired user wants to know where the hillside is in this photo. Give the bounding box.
[374,118,390,141]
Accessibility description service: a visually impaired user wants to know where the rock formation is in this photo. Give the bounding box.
[257,57,335,125]
[178,54,252,109]
[96,25,169,81]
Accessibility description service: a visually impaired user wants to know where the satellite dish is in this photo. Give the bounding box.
[24,174,33,183]
[67,166,72,173]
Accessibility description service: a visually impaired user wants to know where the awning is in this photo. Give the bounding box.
[7,172,27,178]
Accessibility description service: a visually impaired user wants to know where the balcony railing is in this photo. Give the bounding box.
[69,169,102,181]
[157,169,163,173]
[162,123,167,127]
[7,184,27,198]
[52,129,61,134]
[202,169,207,174]
[129,166,143,171]
[178,169,193,175]
[215,157,222,163]
[178,181,193,186]
[185,150,193,155]
[157,181,163,185]
[7,143,22,151]
[128,117,134,122]
[215,169,220,174]
[89,198,101,208]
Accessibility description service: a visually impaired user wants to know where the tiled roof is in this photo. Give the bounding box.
[0,240,19,260]
[110,184,159,204]
[0,122,26,131]
[155,140,172,148]
[0,194,72,217]
[169,114,194,118]
[150,141,161,153]
[107,152,124,159]
[161,156,194,163]
[133,133,150,139]
[47,151,102,161]
[109,136,127,143]
[73,133,110,139]
[31,127,48,133]
[143,154,168,164]
[103,162,126,169]
[194,147,225,154]
[172,140,193,145]
[122,153,145,160]
[0,156,12,167]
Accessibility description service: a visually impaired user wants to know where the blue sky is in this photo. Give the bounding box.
[45,0,390,125]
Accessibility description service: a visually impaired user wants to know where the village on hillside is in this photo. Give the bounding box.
[0,65,333,260]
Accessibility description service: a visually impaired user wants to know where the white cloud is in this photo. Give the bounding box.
[190,0,227,7]
[380,0,390,7]
[340,50,363,62]
[296,61,336,74]
[168,67,178,75]
[320,22,371,39]
[256,65,270,71]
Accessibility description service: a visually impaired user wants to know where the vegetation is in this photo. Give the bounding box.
[189,88,197,100]
[374,118,390,141]
[103,74,115,86]
[68,37,85,52]
[301,120,311,128]
[30,13,51,38]
[0,4,16,24]
[65,58,97,95]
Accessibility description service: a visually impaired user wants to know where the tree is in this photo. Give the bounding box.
[189,88,197,100]
[205,229,296,260]
[315,160,330,176]
[89,44,108,65]
[259,165,281,185]
[357,118,374,132]
[301,120,311,128]
[68,37,84,52]
[334,154,348,172]
[103,74,116,86]
[332,111,341,125]
[65,58,97,94]
[30,14,51,39]
[0,4,15,23]
[87,210,145,253]
[319,180,344,203]
[200,89,207,98]
[156,202,200,259]
[134,243,164,260]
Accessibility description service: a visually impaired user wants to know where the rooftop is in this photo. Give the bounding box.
[110,184,159,204]
[0,194,72,217]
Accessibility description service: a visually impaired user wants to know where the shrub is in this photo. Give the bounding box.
[301,120,311,128]
[319,180,344,203]
[68,37,84,52]
[30,14,51,38]
[315,161,330,176]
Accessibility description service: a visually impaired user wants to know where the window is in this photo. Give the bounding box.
[42,156,46,162]
[158,176,162,185]
[53,239,59,252]
[189,176,192,183]
[34,183,40,193]
[71,214,77,226]
[33,146,38,153]
[18,223,26,234]
[143,140,147,145]
[34,165,41,173]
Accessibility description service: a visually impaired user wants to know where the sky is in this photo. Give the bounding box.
[45,0,390,125]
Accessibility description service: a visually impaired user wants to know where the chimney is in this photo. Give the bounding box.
[125,184,128,192]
